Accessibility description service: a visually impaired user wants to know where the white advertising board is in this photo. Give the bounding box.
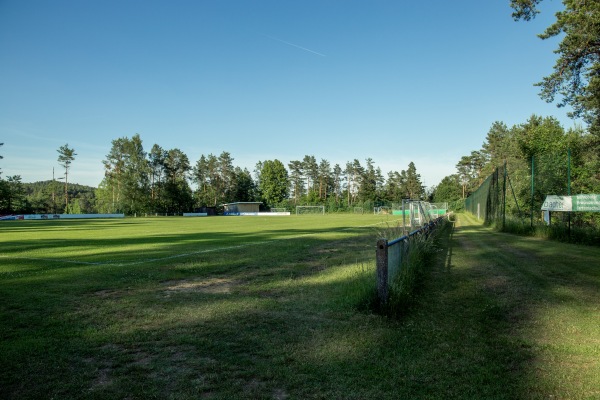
[541,195,572,212]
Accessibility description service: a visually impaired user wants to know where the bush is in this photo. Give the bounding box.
[498,216,600,246]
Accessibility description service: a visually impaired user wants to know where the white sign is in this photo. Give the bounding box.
[541,195,572,212]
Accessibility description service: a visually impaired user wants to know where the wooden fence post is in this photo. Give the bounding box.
[376,239,389,305]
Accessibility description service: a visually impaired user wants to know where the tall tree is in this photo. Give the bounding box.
[0,175,28,213]
[231,167,256,203]
[163,148,192,213]
[122,134,150,214]
[469,150,487,186]
[482,122,510,163]
[102,135,150,214]
[384,170,405,203]
[192,154,209,206]
[217,151,235,202]
[103,138,127,212]
[192,152,241,207]
[456,156,470,199]
[511,1,600,132]
[515,115,565,158]
[287,160,305,204]
[358,158,379,202]
[433,174,462,205]
[331,164,343,203]
[405,162,425,200]
[257,159,289,206]
[302,155,319,197]
[192,153,219,206]
[317,159,332,201]
[344,159,363,206]
[57,144,76,213]
[149,144,167,208]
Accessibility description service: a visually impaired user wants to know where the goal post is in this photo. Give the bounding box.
[373,206,391,215]
[296,205,325,215]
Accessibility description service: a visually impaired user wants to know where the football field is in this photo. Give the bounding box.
[2,214,599,399]
[1,214,394,268]
[0,214,397,399]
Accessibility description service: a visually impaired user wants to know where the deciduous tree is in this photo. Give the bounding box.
[257,159,289,206]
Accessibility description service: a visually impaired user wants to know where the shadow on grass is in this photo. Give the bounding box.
[2,216,599,398]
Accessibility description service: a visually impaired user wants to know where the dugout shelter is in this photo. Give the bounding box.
[222,202,262,216]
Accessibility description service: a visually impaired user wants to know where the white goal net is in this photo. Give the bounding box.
[373,206,391,215]
[296,206,325,215]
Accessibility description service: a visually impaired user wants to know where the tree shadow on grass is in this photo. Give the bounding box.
[3,216,598,399]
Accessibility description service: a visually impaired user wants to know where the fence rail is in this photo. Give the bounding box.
[376,215,447,305]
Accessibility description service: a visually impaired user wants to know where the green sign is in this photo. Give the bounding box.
[572,194,600,212]
[541,194,600,212]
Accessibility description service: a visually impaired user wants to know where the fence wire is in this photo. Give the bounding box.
[465,151,599,241]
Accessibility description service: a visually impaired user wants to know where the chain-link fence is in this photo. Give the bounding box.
[465,151,599,243]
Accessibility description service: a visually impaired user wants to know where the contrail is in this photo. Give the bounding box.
[264,34,326,57]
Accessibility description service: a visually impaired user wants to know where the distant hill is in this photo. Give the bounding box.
[23,180,97,214]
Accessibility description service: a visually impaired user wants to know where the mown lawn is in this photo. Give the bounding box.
[1,213,598,399]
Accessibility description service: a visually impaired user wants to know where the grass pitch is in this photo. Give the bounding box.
[1,213,599,399]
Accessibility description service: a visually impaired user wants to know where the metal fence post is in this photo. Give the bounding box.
[376,239,389,305]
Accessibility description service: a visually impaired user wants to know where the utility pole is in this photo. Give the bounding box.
[52,168,56,214]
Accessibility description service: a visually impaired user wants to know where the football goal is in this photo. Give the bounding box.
[373,206,391,215]
[353,207,364,214]
[296,206,325,215]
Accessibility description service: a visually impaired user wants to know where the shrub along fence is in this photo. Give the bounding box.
[376,215,447,306]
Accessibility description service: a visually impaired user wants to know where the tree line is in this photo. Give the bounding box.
[431,114,599,226]
[95,133,427,214]
[0,134,428,215]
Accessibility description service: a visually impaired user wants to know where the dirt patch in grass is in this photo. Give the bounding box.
[92,367,113,389]
[496,241,538,261]
[273,388,289,399]
[456,234,477,252]
[161,277,236,295]
[83,353,116,391]
[93,289,123,298]
[483,275,511,291]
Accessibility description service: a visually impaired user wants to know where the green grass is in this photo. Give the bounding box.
[1,213,599,399]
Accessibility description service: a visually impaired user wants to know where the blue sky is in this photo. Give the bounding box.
[0,0,576,189]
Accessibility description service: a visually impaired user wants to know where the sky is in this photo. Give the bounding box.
[0,0,578,190]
